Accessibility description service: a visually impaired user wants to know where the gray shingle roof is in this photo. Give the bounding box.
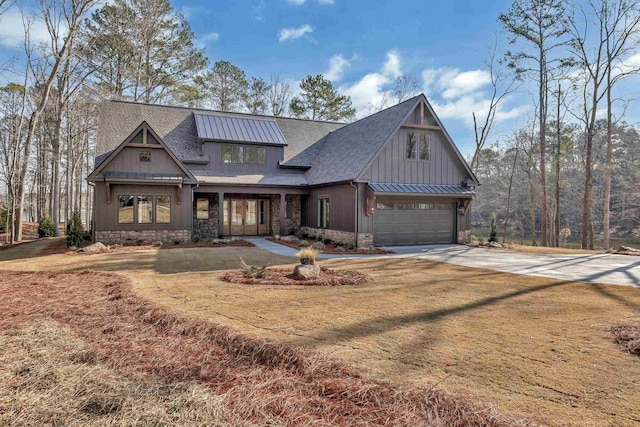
[288,96,422,185]
[96,101,343,167]
[369,183,475,196]
[194,114,287,145]
[192,171,308,186]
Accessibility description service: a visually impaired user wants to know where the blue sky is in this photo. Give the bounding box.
[2,0,640,156]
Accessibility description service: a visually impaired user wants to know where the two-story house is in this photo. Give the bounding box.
[88,94,478,247]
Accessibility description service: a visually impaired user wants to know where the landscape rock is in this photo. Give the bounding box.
[489,241,503,248]
[280,235,298,242]
[293,264,321,280]
[618,245,639,252]
[79,242,107,253]
[213,238,230,244]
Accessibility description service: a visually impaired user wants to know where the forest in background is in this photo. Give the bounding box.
[0,0,639,250]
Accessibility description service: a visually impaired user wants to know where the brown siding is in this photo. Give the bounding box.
[102,147,185,176]
[363,128,467,185]
[307,184,355,232]
[94,182,192,231]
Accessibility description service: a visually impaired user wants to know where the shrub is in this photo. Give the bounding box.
[38,216,57,238]
[0,206,7,233]
[289,236,301,244]
[295,247,318,260]
[559,227,572,247]
[294,228,305,239]
[489,214,498,243]
[335,245,345,253]
[192,234,201,243]
[299,239,310,247]
[66,211,84,248]
[312,241,326,250]
[333,240,343,248]
[347,242,355,250]
[239,257,268,278]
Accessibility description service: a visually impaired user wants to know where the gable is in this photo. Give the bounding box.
[89,122,195,183]
[358,97,478,186]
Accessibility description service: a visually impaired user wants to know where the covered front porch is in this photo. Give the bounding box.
[192,187,307,239]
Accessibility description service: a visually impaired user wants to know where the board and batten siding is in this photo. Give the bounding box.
[94,182,192,231]
[101,147,185,176]
[361,128,467,185]
[307,184,356,232]
[198,142,300,175]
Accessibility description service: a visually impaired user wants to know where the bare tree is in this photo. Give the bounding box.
[14,0,99,241]
[268,74,292,116]
[470,40,519,172]
[392,73,420,103]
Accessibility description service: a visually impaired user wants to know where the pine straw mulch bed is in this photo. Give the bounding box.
[267,237,393,255]
[612,323,640,355]
[222,266,370,286]
[0,270,534,427]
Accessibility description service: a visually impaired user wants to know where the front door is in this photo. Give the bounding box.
[225,199,270,236]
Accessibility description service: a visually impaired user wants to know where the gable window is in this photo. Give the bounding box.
[418,203,434,210]
[318,198,330,228]
[118,195,134,224]
[156,196,171,223]
[196,198,209,219]
[406,132,417,159]
[376,202,393,210]
[419,133,431,160]
[406,131,431,161]
[139,150,151,162]
[397,203,415,210]
[257,147,267,165]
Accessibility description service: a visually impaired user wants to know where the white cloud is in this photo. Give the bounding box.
[195,32,220,48]
[325,54,350,82]
[287,0,306,4]
[339,51,404,115]
[318,0,335,4]
[278,24,313,42]
[0,8,52,48]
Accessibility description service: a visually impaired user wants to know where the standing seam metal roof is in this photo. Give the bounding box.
[369,183,475,195]
[194,113,287,145]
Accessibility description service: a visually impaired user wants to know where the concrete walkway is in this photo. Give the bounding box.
[248,238,640,287]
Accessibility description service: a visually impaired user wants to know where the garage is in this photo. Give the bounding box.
[374,197,456,246]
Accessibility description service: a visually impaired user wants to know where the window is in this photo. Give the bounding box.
[406,132,417,159]
[257,147,267,165]
[139,150,151,162]
[246,200,257,226]
[406,131,431,161]
[318,198,329,228]
[196,198,209,219]
[259,200,268,225]
[156,196,171,223]
[222,145,232,164]
[231,200,243,225]
[418,203,434,210]
[233,146,244,164]
[118,195,134,224]
[285,199,293,219]
[397,203,415,210]
[376,202,393,210]
[245,146,255,164]
[138,195,153,223]
[419,133,430,160]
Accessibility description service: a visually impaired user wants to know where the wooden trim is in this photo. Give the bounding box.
[126,143,165,149]
[143,127,148,144]
[420,100,424,125]
[106,182,111,204]
[402,123,441,130]
[176,183,182,204]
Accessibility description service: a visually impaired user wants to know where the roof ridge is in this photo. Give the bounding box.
[107,99,346,125]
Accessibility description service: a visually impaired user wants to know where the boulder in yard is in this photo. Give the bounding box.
[79,242,107,253]
[293,264,321,280]
[213,238,230,244]
[489,241,503,248]
[618,246,639,252]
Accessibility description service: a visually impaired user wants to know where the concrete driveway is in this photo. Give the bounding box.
[385,244,640,287]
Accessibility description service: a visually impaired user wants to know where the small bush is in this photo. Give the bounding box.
[289,236,301,244]
[312,241,326,250]
[335,245,345,253]
[299,239,310,247]
[295,247,318,260]
[0,206,7,233]
[192,234,201,243]
[294,228,305,239]
[66,211,84,248]
[239,257,267,278]
[334,240,344,248]
[347,242,355,250]
[489,214,498,243]
[38,216,57,238]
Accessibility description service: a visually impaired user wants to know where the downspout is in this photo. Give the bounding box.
[191,180,200,239]
[350,181,358,248]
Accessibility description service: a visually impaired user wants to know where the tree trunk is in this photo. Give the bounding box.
[603,75,613,250]
[555,83,561,247]
[539,47,548,247]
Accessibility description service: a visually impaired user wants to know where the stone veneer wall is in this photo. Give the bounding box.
[300,226,374,249]
[96,230,191,245]
[458,229,470,244]
[193,194,219,239]
[284,195,301,235]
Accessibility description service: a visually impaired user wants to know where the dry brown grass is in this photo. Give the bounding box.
[492,244,604,255]
[612,323,640,355]
[0,270,531,426]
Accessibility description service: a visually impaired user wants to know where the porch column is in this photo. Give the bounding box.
[279,192,286,236]
[218,192,224,237]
